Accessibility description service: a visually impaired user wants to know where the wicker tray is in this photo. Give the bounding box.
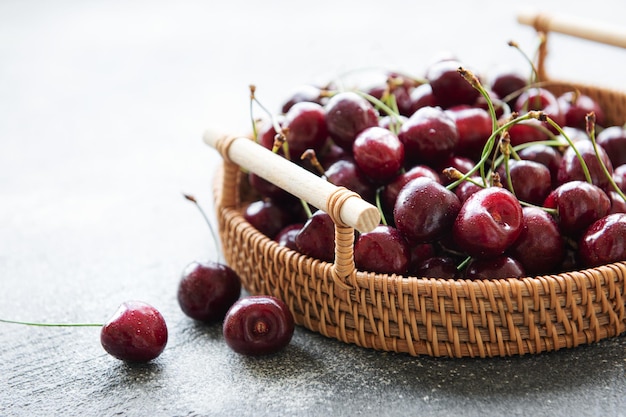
[204,13,626,358]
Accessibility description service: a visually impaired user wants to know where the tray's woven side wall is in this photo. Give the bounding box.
[212,79,626,358]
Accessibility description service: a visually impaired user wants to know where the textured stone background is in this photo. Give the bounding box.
[1,1,625,416]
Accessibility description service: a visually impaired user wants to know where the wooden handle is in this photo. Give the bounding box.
[203,129,381,234]
[517,10,626,48]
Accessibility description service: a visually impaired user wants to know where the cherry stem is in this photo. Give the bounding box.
[183,193,224,263]
[375,188,388,226]
[586,113,626,203]
[543,117,593,184]
[0,318,102,327]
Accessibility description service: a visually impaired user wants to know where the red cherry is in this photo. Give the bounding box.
[325,92,378,152]
[352,126,404,183]
[578,213,626,267]
[597,126,626,168]
[425,59,480,108]
[223,296,295,356]
[464,256,526,280]
[177,261,241,323]
[453,187,523,258]
[100,301,168,362]
[398,106,459,165]
[354,225,410,274]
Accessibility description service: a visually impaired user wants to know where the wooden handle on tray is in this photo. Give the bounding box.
[517,10,626,48]
[204,129,381,234]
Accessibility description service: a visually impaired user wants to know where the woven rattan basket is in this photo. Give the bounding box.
[204,13,626,358]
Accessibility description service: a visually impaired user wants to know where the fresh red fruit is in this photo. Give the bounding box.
[489,70,527,106]
[414,256,460,279]
[578,213,626,267]
[398,106,459,165]
[543,180,611,238]
[514,87,565,131]
[352,126,404,183]
[281,84,324,113]
[446,106,493,160]
[498,159,552,205]
[557,139,613,189]
[325,91,378,152]
[393,177,461,243]
[517,143,563,187]
[354,225,410,274]
[508,119,550,146]
[425,59,480,108]
[283,101,329,159]
[177,261,241,323]
[557,91,605,130]
[243,199,294,239]
[295,210,336,262]
[464,256,526,280]
[507,207,564,275]
[275,223,304,251]
[408,83,438,113]
[453,187,523,258]
[100,301,168,362]
[381,165,441,215]
[223,295,295,356]
[324,158,376,203]
[596,126,626,168]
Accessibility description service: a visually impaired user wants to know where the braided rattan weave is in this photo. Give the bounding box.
[208,29,626,358]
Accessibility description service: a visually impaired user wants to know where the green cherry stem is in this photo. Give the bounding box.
[183,193,224,263]
[586,113,626,203]
[543,116,593,184]
[0,318,102,327]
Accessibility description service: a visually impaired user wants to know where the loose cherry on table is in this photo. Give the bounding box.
[223,295,295,356]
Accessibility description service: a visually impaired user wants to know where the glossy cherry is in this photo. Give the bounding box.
[243,199,295,239]
[283,101,329,159]
[223,295,295,356]
[596,125,626,168]
[177,261,241,323]
[325,91,378,151]
[464,256,526,280]
[352,126,404,183]
[354,225,410,274]
[393,177,461,243]
[557,138,613,189]
[295,210,336,262]
[453,187,523,258]
[398,106,459,165]
[425,59,480,108]
[578,213,626,267]
[557,91,605,130]
[499,159,552,205]
[100,301,168,362]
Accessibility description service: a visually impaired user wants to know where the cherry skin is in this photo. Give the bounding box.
[543,180,611,238]
[177,261,241,323]
[408,83,438,113]
[517,143,563,187]
[282,101,329,159]
[508,119,550,146]
[325,91,378,152]
[557,138,614,189]
[596,125,626,168]
[381,164,440,216]
[425,59,480,108]
[414,256,460,279]
[393,177,461,243]
[275,223,304,251]
[557,91,605,130]
[464,256,526,280]
[281,84,324,113]
[578,213,626,267]
[489,70,527,106]
[243,199,294,240]
[354,225,410,274]
[498,159,552,206]
[514,87,565,130]
[324,158,376,204]
[222,295,295,356]
[295,210,336,262]
[445,106,493,161]
[100,301,168,362]
[352,126,404,183]
[453,187,523,258]
[398,106,459,166]
[507,207,564,275]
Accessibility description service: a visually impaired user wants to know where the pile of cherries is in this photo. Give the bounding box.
[243,57,626,281]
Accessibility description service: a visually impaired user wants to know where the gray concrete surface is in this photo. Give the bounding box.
[1,1,625,416]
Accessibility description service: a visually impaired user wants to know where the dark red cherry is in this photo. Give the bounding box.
[398,106,459,165]
[558,91,605,130]
[393,177,461,243]
[514,87,565,130]
[325,91,378,151]
[453,187,523,258]
[517,143,563,187]
[425,59,480,108]
[508,119,550,146]
[352,126,404,183]
[281,84,324,113]
[446,106,493,160]
[608,191,626,214]
[354,225,410,274]
[100,301,168,362]
[243,200,294,239]
[596,126,626,168]
[275,223,304,251]
[223,295,295,356]
[498,159,552,205]
[578,213,626,267]
[295,210,336,262]
[454,176,485,204]
[381,165,440,215]
[543,180,611,238]
[283,101,328,159]
[557,139,613,189]
[613,164,626,191]
[248,173,293,203]
[507,207,564,275]
[408,83,438,113]
[489,70,527,106]
[464,256,526,280]
[414,256,460,279]
[177,261,241,323]
[324,158,376,203]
